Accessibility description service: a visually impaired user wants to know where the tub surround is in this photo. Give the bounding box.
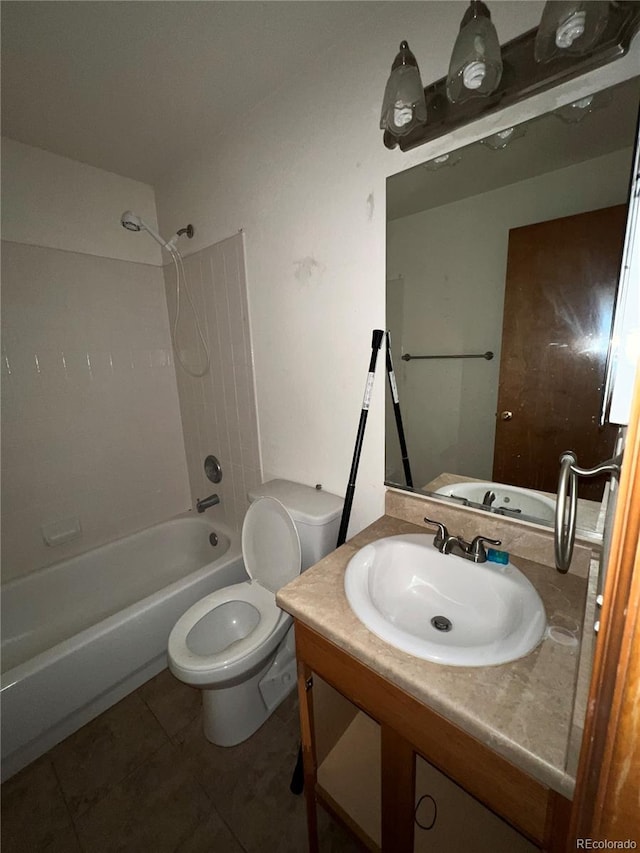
[0,239,190,582]
[164,231,262,534]
[277,489,597,849]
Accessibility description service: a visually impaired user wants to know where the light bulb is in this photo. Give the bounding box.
[555,10,586,48]
[393,103,414,128]
[463,60,487,90]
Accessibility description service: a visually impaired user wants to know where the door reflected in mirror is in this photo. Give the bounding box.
[385,77,640,530]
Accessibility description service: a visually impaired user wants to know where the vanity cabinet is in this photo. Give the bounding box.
[295,621,572,853]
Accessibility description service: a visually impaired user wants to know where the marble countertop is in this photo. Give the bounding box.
[277,514,588,799]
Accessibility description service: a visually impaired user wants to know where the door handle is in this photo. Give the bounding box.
[500,411,513,421]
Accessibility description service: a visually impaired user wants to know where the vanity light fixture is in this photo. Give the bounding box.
[381,1,640,152]
[446,1,503,104]
[480,124,527,150]
[553,89,612,123]
[423,151,463,171]
[534,1,610,63]
[379,41,427,137]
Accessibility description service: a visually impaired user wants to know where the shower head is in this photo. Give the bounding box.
[121,210,143,232]
[120,210,171,250]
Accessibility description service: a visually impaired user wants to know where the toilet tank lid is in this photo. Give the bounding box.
[247,480,343,526]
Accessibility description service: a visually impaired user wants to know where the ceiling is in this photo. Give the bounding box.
[4,2,637,196]
[1,1,372,184]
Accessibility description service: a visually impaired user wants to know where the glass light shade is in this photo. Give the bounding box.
[423,151,462,171]
[446,2,503,104]
[380,41,427,137]
[480,123,527,150]
[553,89,612,123]
[534,1,609,63]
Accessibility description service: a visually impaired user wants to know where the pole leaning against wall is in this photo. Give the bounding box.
[336,330,385,547]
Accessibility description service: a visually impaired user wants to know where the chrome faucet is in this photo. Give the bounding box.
[423,517,501,564]
[482,490,496,507]
[196,493,220,513]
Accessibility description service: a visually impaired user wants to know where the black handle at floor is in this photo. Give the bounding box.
[290,743,304,795]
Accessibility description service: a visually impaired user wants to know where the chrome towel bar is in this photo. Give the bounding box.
[401,351,494,361]
[555,451,622,573]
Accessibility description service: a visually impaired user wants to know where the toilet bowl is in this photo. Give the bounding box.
[168,581,290,689]
[168,483,343,747]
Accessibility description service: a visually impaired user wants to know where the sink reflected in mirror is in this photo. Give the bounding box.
[434,482,556,523]
[344,534,546,667]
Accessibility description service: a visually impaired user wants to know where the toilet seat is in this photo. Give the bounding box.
[168,580,284,677]
[168,497,301,686]
[242,496,301,591]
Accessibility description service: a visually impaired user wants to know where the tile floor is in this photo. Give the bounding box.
[1,669,361,852]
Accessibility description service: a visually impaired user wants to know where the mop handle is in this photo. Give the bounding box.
[385,331,414,488]
[337,330,384,547]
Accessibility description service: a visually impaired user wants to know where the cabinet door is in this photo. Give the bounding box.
[414,756,537,853]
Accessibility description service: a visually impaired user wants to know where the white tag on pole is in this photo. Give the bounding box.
[362,372,375,409]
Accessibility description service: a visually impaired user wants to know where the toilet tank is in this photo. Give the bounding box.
[247,480,343,571]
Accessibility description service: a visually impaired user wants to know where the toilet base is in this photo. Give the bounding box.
[259,622,296,710]
[201,627,297,746]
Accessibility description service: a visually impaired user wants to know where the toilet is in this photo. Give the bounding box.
[168,479,343,746]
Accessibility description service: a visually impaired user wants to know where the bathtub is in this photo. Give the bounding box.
[1,513,247,780]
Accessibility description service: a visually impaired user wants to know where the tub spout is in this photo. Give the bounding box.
[196,493,220,513]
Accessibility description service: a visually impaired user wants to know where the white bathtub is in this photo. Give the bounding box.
[0,514,246,780]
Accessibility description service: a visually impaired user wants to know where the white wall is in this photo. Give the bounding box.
[1,138,163,266]
[1,140,190,580]
[387,148,634,488]
[154,3,640,537]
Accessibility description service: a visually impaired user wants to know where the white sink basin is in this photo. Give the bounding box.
[434,482,556,522]
[344,535,546,667]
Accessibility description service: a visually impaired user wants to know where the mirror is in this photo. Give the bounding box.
[385,76,640,531]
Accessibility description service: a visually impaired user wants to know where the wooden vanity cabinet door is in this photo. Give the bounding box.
[413,754,538,852]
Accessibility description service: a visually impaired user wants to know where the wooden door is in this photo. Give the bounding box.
[493,205,626,500]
